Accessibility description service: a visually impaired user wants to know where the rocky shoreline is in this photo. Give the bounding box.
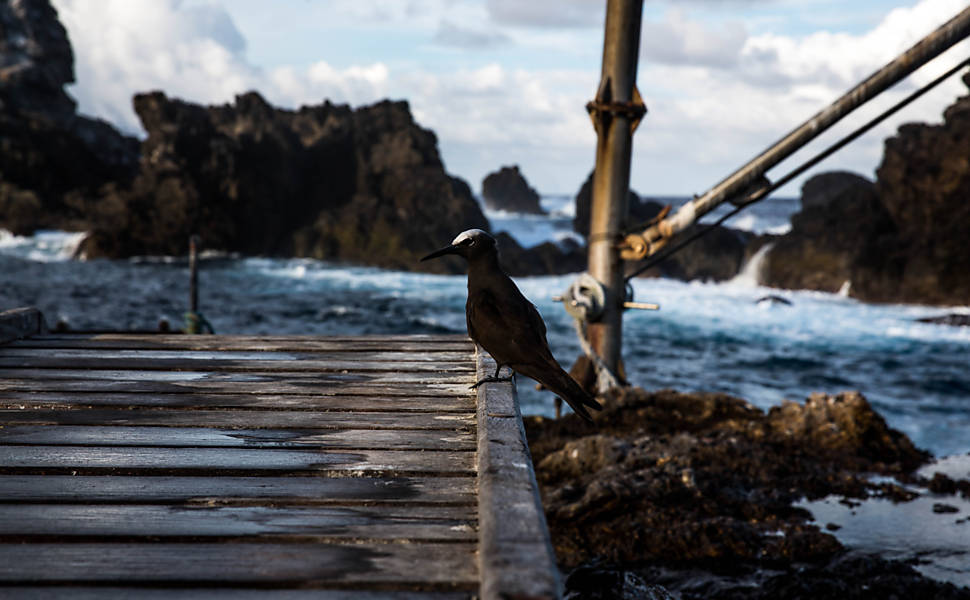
[526,388,970,598]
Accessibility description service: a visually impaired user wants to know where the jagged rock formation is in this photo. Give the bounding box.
[76,91,490,273]
[0,0,139,235]
[762,74,970,305]
[481,165,545,214]
[761,171,895,293]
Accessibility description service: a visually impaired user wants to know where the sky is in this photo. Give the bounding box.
[51,0,970,198]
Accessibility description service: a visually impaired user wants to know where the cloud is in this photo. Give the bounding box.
[641,9,748,68]
[486,0,603,28]
[433,20,510,49]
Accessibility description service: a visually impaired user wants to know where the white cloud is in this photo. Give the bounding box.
[486,0,603,28]
[641,9,748,68]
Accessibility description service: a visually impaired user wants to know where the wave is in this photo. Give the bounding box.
[0,229,88,262]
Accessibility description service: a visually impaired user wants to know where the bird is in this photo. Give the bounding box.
[421,229,602,422]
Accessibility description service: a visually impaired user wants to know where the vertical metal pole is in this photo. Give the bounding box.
[587,0,643,383]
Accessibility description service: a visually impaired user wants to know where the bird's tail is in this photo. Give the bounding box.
[517,361,602,423]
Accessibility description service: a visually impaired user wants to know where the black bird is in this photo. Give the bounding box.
[421,229,602,422]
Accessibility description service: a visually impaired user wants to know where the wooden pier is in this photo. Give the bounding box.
[0,308,560,598]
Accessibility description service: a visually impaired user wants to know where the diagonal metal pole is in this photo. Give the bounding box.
[633,5,970,256]
[585,0,644,387]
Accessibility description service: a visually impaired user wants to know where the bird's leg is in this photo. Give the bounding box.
[470,364,514,388]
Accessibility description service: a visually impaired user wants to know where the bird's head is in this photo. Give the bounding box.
[420,229,497,263]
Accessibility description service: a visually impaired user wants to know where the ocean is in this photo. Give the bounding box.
[1,195,968,459]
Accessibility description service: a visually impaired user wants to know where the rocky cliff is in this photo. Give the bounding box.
[761,74,970,305]
[76,91,490,273]
[0,0,139,235]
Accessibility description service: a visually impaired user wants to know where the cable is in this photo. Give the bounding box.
[623,57,970,283]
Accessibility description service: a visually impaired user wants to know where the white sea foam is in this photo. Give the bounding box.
[0,229,88,262]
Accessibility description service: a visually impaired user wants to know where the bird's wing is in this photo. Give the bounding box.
[467,287,550,368]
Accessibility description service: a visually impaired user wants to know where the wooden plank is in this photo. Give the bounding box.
[0,368,471,384]
[0,426,476,451]
[0,445,476,476]
[0,588,473,599]
[0,504,476,541]
[0,391,475,412]
[0,378,470,396]
[9,335,472,352]
[0,409,475,430]
[0,475,476,505]
[0,348,474,363]
[474,346,561,600]
[0,542,479,587]
[0,356,475,373]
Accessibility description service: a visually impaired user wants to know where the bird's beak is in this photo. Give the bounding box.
[420,244,459,262]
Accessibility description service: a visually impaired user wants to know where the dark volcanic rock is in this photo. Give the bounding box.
[524,387,959,598]
[482,164,545,214]
[761,171,896,294]
[0,0,139,236]
[761,74,970,305]
[77,92,489,271]
[918,313,970,327]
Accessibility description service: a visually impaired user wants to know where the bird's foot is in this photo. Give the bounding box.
[469,375,514,389]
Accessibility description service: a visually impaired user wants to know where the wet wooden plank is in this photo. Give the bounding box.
[0,475,476,505]
[0,378,470,396]
[9,334,472,353]
[0,348,473,363]
[0,504,476,541]
[0,426,476,451]
[0,409,474,430]
[0,391,475,412]
[0,356,474,373]
[0,445,476,476]
[0,368,471,384]
[0,542,479,587]
[0,588,472,599]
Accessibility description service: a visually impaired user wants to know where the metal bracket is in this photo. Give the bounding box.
[587,80,648,133]
[554,273,658,320]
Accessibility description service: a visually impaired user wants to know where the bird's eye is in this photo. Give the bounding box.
[460,237,474,246]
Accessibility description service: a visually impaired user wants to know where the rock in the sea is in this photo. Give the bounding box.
[761,171,895,294]
[0,0,139,236]
[75,92,490,271]
[761,74,970,305]
[481,165,545,214]
[918,313,970,327]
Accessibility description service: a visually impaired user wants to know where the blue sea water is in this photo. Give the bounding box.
[1,196,968,459]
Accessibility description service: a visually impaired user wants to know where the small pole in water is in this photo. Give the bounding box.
[184,235,212,334]
[189,235,199,318]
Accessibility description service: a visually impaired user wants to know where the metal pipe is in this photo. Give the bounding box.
[586,0,644,385]
[639,5,970,252]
